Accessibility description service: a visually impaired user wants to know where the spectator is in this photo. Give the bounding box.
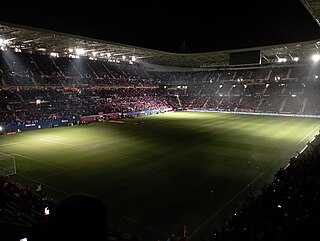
[34,193,108,241]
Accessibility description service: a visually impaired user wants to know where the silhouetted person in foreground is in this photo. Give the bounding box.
[35,193,108,241]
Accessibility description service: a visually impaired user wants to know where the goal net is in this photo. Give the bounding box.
[0,153,16,177]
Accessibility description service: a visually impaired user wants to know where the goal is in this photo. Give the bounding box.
[0,153,16,177]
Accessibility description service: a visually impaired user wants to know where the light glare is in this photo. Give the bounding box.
[312,54,320,62]
[75,48,85,55]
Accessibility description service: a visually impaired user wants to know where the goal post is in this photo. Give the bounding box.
[0,153,16,177]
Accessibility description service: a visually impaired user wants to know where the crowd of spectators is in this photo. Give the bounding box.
[0,176,53,241]
[1,49,320,240]
[0,87,172,126]
[0,177,144,241]
[1,50,320,127]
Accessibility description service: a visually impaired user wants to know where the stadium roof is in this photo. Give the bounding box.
[0,21,319,69]
[301,0,320,27]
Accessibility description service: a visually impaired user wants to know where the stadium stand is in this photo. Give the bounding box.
[0,6,320,238]
[0,44,320,241]
[1,49,320,129]
[0,175,53,241]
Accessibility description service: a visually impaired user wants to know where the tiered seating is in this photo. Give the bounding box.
[1,49,320,241]
[1,49,320,126]
[0,176,53,241]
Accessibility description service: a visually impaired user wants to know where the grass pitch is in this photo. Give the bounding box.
[1,111,320,241]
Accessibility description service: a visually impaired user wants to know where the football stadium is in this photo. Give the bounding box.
[1,2,320,241]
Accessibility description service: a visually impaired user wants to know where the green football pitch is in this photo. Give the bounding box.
[1,111,320,241]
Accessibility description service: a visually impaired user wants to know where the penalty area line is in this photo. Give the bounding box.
[37,169,69,181]
[38,138,79,147]
[0,140,31,147]
[15,173,71,196]
[12,153,69,171]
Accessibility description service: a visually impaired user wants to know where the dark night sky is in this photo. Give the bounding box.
[0,0,319,53]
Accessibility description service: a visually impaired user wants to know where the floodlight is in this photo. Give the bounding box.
[50,52,59,57]
[75,48,85,55]
[312,54,320,62]
[277,57,287,63]
[0,38,10,46]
